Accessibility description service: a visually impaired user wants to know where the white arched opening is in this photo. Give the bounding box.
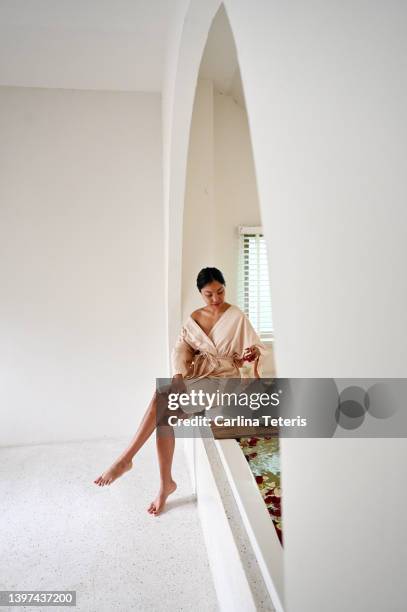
[164,2,407,611]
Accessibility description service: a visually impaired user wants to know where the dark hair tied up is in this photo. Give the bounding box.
[196,267,226,292]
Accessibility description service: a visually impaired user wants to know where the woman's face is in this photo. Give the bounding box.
[200,281,226,309]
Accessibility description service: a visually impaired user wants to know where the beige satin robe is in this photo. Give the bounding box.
[171,304,267,380]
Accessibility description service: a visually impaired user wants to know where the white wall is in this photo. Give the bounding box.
[214,89,276,376]
[0,86,166,446]
[182,79,215,320]
[163,1,407,610]
[163,0,221,354]
[213,88,261,303]
[183,80,261,314]
[161,0,190,373]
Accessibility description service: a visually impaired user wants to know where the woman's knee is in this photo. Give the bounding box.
[156,423,175,439]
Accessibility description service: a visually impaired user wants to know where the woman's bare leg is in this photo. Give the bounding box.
[147,425,177,516]
[94,390,161,486]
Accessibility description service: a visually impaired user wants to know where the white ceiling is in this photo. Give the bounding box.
[0,0,174,91]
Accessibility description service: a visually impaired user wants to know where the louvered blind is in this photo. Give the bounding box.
[237,226,273,341]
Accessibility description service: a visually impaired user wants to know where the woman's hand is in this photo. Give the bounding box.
[243,346,261,363]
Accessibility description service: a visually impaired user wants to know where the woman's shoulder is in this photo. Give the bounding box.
[229,305,253,326]
[190,307,203,321]
[229,304,245,317]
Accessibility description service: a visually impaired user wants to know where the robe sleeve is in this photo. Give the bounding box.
[171,326,196,377]
[240,313,268,377]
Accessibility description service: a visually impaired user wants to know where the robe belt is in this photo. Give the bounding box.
[192,351,242,373]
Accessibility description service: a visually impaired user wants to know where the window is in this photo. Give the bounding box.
[237,226,273,341]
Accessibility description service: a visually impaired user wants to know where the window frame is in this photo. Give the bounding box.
[237,225,274,343]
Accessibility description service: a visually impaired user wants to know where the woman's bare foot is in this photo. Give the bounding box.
[94,458,133,486]
[147,481,177,516]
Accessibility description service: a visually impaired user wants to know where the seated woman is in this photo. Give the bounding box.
[94,267,267,515]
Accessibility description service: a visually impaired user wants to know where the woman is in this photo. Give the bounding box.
[94,267,267,515]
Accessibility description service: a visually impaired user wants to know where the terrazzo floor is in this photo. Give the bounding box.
[0,437,219,611]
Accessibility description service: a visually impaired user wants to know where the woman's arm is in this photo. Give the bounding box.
[171,326,195,379]
[240,311,268,378]
[243,346,262,378]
